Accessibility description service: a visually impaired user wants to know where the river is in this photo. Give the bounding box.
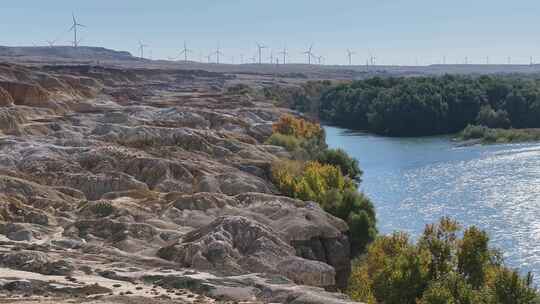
[325,125,540,280]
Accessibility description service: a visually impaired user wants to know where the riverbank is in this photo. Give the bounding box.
[459,124,540,144]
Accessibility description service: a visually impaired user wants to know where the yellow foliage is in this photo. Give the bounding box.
[272,114,324,141]
[271,159,355,205]
[348,262,377,304]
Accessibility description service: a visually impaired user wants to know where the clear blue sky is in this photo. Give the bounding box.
[2,0,539,65]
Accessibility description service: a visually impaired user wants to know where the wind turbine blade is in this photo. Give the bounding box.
[77,23,86,27]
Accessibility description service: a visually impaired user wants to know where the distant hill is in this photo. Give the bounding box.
[0,46,137,62]
[1,45,540,80]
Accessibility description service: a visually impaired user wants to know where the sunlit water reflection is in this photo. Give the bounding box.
[325,126,540,281]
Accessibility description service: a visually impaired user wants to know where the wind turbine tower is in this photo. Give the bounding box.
[214,43,224,64]
[256,43,267,64]
[347,49,356,65]
[179,41,193,62]
[268,50,274,64]
[278,47,288,65]
[138,41,148,59]
[303,44,315,64]
[69,13,85,48]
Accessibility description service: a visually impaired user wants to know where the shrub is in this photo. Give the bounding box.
[461,124,489,139]
[316,148,363,182]
[363,232,430,304]
[271,159,376,254]
[272,114,324,143]
[226,84,253,95]
[347,261,377,304]
[334,189,377,255]
[348,218,539,304]
[265,133,301,152]
[271,160,354,203]
[488,268,537,304]
[458,226,492,288]
[83,201,115,217]
[419,272,477,304]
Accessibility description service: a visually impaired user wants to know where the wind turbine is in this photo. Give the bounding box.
[46,40,56,47]
[179,41,193,62]
[278,47,288,65]
[303,44,315,64]
[346,49,356,65]
[256,43,267,64]
[214,43,224,64]
[369,54,376,66]
[268,50,274,64]
[69,13,85,48]
[316,55,324,65]
[138,41,148,59]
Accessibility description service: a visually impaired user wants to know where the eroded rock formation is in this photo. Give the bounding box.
[0,62,358,303]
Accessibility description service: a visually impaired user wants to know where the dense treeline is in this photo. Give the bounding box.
[276,76,540,136]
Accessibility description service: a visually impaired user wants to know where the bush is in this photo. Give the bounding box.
[268,115,328,159]
[316,148,363,182]
[347,218,539,304]
[265,133,301,152]
[458,226,492,288]
[461,124,489,139]
[420,272,477,304]
[271,160,354,203]
[226,84,253,95]
[272,114,324,143]
[488,268,537,304]
[271,159,376,254]
[334,189,377,255]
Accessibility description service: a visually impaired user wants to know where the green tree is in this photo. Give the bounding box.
[316,148,363,182]
[458,226,491,288]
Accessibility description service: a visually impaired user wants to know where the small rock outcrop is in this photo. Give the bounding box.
[158,215,341,288]
[0,87,13,107]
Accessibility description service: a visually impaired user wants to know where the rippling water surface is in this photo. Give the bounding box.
[325,126,540,279]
